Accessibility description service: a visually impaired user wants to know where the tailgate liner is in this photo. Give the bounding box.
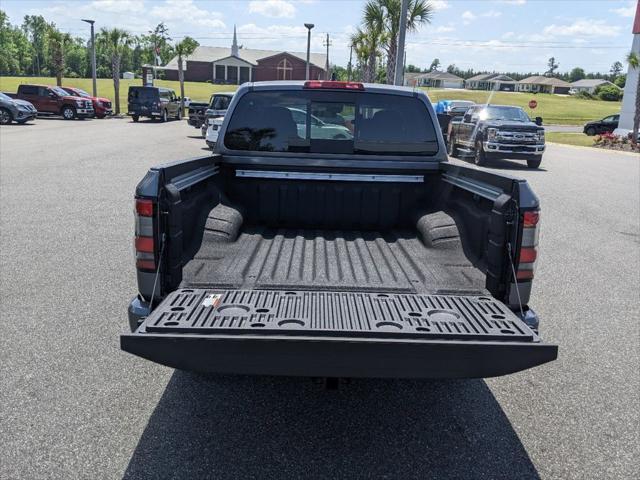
[141,289,534,342]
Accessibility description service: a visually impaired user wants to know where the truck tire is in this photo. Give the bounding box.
[527,158,542,169]
[585,126,596,136]
[447,135,459,157]
[0,108,12,125]
[132,115,139,123]
[474,139,487,166]
[61,105,76,120]
[161,109,168,123]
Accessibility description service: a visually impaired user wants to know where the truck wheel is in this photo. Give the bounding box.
[0,108,12,125]
[585,126,596,136]
[527,158,542,169]
[447,135,459,157]
[132,115,139,123]
[161,110,168,123]
[474,140,487,166]
[61,106,76,120]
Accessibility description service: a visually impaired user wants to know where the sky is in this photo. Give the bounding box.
[1,0,636,74]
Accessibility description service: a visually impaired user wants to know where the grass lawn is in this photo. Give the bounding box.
[545,132,595,147]
[0,76,237,112]
[421,88,621,126]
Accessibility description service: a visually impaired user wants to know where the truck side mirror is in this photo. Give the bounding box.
[535,116,543,126]
[463,114,471,123]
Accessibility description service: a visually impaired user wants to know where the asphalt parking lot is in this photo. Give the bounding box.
[1,117,638,479]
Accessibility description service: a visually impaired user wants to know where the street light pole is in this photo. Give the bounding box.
[394,0,409,86]
[82,19,97,96]
[304,23,314,80]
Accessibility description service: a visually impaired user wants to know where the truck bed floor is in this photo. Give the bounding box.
[181,227,486,295]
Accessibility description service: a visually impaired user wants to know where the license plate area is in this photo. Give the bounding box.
[139,289,536,342]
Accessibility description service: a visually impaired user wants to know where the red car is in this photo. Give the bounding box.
[62,87,112,118]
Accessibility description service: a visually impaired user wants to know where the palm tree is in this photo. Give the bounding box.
[47,29,71,86]
[364,0,432,84]
[350,27,383,83]
[626,52,639,146]
[174,36,199,115]
[97,28,131,115]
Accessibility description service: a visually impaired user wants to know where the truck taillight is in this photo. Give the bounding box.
[517,210,540,281]
[135,198,156,271]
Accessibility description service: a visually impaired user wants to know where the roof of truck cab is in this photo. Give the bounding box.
[244,81,425,97]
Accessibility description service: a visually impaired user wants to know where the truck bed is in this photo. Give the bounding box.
[181,226,487,295]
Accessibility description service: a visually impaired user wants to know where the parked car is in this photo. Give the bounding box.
[448,104,545,169]
[182,96,192,107]
[188,92,235,136]
[583,114,619,136]
[436,100,475,116]
[0,92,37,125]
[61,87,112,118]
[288,107,353,139]
[122,80,557,380]
[127,86,182,122]
[6,84,94,119]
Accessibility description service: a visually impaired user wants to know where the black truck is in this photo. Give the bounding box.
[121,81,557,379]
[187,91,235,136]
[448,105,545,169]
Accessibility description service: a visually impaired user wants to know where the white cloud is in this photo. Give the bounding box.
[610,2,636,17]
[461,11,476,25]
[495,0,526,4]
[481,10,502,18]
[502,31,515,39]
[248,0,296,19]
[89,0,144,13]
[151,0,225,29]
[435,24,455,33]
[542,19,622,38]
[430,0,451,11]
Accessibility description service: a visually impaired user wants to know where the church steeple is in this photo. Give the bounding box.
[231,25,239,57]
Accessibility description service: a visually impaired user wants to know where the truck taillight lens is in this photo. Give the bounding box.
[517,210,540,281]
[134,198,156,271]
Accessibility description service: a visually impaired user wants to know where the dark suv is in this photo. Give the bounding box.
[127,86,182,122]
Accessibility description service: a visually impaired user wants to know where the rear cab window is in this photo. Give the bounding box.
[223,89,438,156]
[128,88,158,102]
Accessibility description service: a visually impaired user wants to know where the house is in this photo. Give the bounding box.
[162,27,327,84]
[122,71,135,79]
[464,73,517,91]
[517,75,572,94]
[570,79,621,94]
[406,71,464,89]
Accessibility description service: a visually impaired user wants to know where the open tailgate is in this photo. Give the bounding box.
[121,289,557,378]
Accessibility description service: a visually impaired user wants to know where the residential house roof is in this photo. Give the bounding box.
[571,79,620,89]
[519,75,571,87]
[417,71,464,81]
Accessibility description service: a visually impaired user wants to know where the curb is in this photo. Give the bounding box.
[546,142,639,157]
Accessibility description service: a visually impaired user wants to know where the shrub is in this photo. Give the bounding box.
[596,84,623,101]
[573,90,593,100]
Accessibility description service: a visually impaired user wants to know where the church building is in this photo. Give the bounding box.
[163,27,327,84]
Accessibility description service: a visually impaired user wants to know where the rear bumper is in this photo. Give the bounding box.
[122,290,557,379]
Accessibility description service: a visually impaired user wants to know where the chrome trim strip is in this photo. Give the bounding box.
[235,170,425,183]
[441,173,502,200]
[170,165,219,191]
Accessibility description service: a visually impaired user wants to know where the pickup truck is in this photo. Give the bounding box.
[448,105,545,169]
[62,86,112,118]
[7,84,94,119]
[121,81,557,379]
[187,91,234,136]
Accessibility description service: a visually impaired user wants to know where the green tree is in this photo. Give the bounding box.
[610,61,623,81]
[614,74,626,88]
[0,10,32,75]
[595,84,622,101]
[364,0,432,84]
[405,64,421,73]
[350,26,383,83]
[545,57,559,76]
[97,28,131,114]
[568,67,585,82]
[625,52,639,146]
[22,15,50,75]
[47,29,71,86]
[174,36,199,114]
[429,58,440,72]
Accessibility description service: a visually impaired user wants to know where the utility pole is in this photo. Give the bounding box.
[347,44,353,81]
[323,33,331,80]
[304,23,314,80]
[82,19,97,96]
[394,0,409,86]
